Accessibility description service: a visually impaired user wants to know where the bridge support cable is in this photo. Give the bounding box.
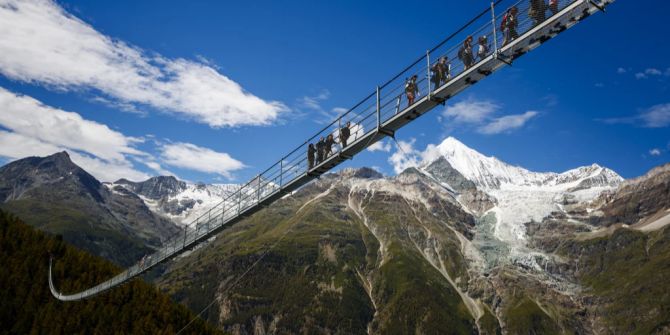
[49,0,614,301]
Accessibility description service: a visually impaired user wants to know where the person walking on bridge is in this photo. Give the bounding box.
[405,75,419,107]
[316,137,325,164]
[502,7,519,47]
[324,134,335,158]
[431,57,450,90]
[339,121,351,148]
[458,36,474,70]
[477,36,490,62]
[530,0,547,26]
[549,0,559,15]
[307,143,315,169]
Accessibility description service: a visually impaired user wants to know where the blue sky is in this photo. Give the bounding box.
[0,0,668,183]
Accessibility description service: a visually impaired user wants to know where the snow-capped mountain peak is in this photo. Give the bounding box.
[113,176,239,227]
[422,137,623,191]
[416,137,624,269]
[426,137,543,189]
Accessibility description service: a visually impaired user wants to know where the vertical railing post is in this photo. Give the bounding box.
[376,86,381,131]
[221,202,225,226]
[426,50,431,98]
[338,117,342,152]
[491,2,498,58]
[207,210,211,234]
[257,175,261,203]
[280,158,284,187]
[237,186,242,214]
[182,226,187,248]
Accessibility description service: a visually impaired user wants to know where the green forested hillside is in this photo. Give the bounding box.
[0,209,221,335]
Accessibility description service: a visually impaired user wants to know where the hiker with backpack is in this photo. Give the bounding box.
[431,57,450,90]
[404,75,419,107]
[324,134,335,158]
[549,0,559,15]
[477,36,490,62]
[307,143,315,169]
[339,121,351,148]
[458,36,474,70]
[316,137,325,164]
[529,0,547,27]
[501,7,519,47]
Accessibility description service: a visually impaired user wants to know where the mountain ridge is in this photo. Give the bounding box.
[422,137,623,191]
[0,152,180,266]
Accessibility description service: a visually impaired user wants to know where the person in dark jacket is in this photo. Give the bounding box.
[339,121,351,148]
[502,7,519,47]
[307,143,315,169]
[324,134,335,157]
[459,36,474,70]
[549,0,559,15]
[530,0,547,26]
[316,137,325,164]
[404,75,419,106]
[477,36,490,61]
[431,57,450,90]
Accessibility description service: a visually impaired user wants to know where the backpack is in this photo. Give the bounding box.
[405,80,416,93]
[457,46,464,60]
[500,13,509,31]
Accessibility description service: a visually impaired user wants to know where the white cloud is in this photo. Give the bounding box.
[0,87,152,181]
[132,156,176,177]
[388,138,421,174]
[160,142,245,179]
[441,97,537,135]
[0,86,244,182]
[298,89,348,124]
[443,98,499,124]
[387,138,450,174]
[645,68,662,76]
[635,68,665,80]
[0,0,287,128]
[68,151,150,182]
[616,67,627,74]
[640,103,670,128]
[299,90,331,110]
[0,130,150,182]
[368,140,392,153]
[0,130,62,158]
[477,111,538,134]
[600,103,670,128]
[649,148,661,156]
[0,87,143,162]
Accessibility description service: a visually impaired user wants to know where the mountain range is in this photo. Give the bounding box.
[0,152,179,266]
[1,137,668,334]
[153,137,668,334]
[111,176,238,227]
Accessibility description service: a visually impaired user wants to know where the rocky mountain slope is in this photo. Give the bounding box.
[0,152,179,266]
[2,139,667,334]
[152,138,670,334]
[112,176,238,227]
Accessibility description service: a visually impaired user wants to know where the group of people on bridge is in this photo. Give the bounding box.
[403,0,561,107]
[306,0,564,172]
[307,121,352,169]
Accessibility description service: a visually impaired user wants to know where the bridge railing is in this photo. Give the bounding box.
[135,0,587,272]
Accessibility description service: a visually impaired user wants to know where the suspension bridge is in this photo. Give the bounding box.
[50,0,614,301]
